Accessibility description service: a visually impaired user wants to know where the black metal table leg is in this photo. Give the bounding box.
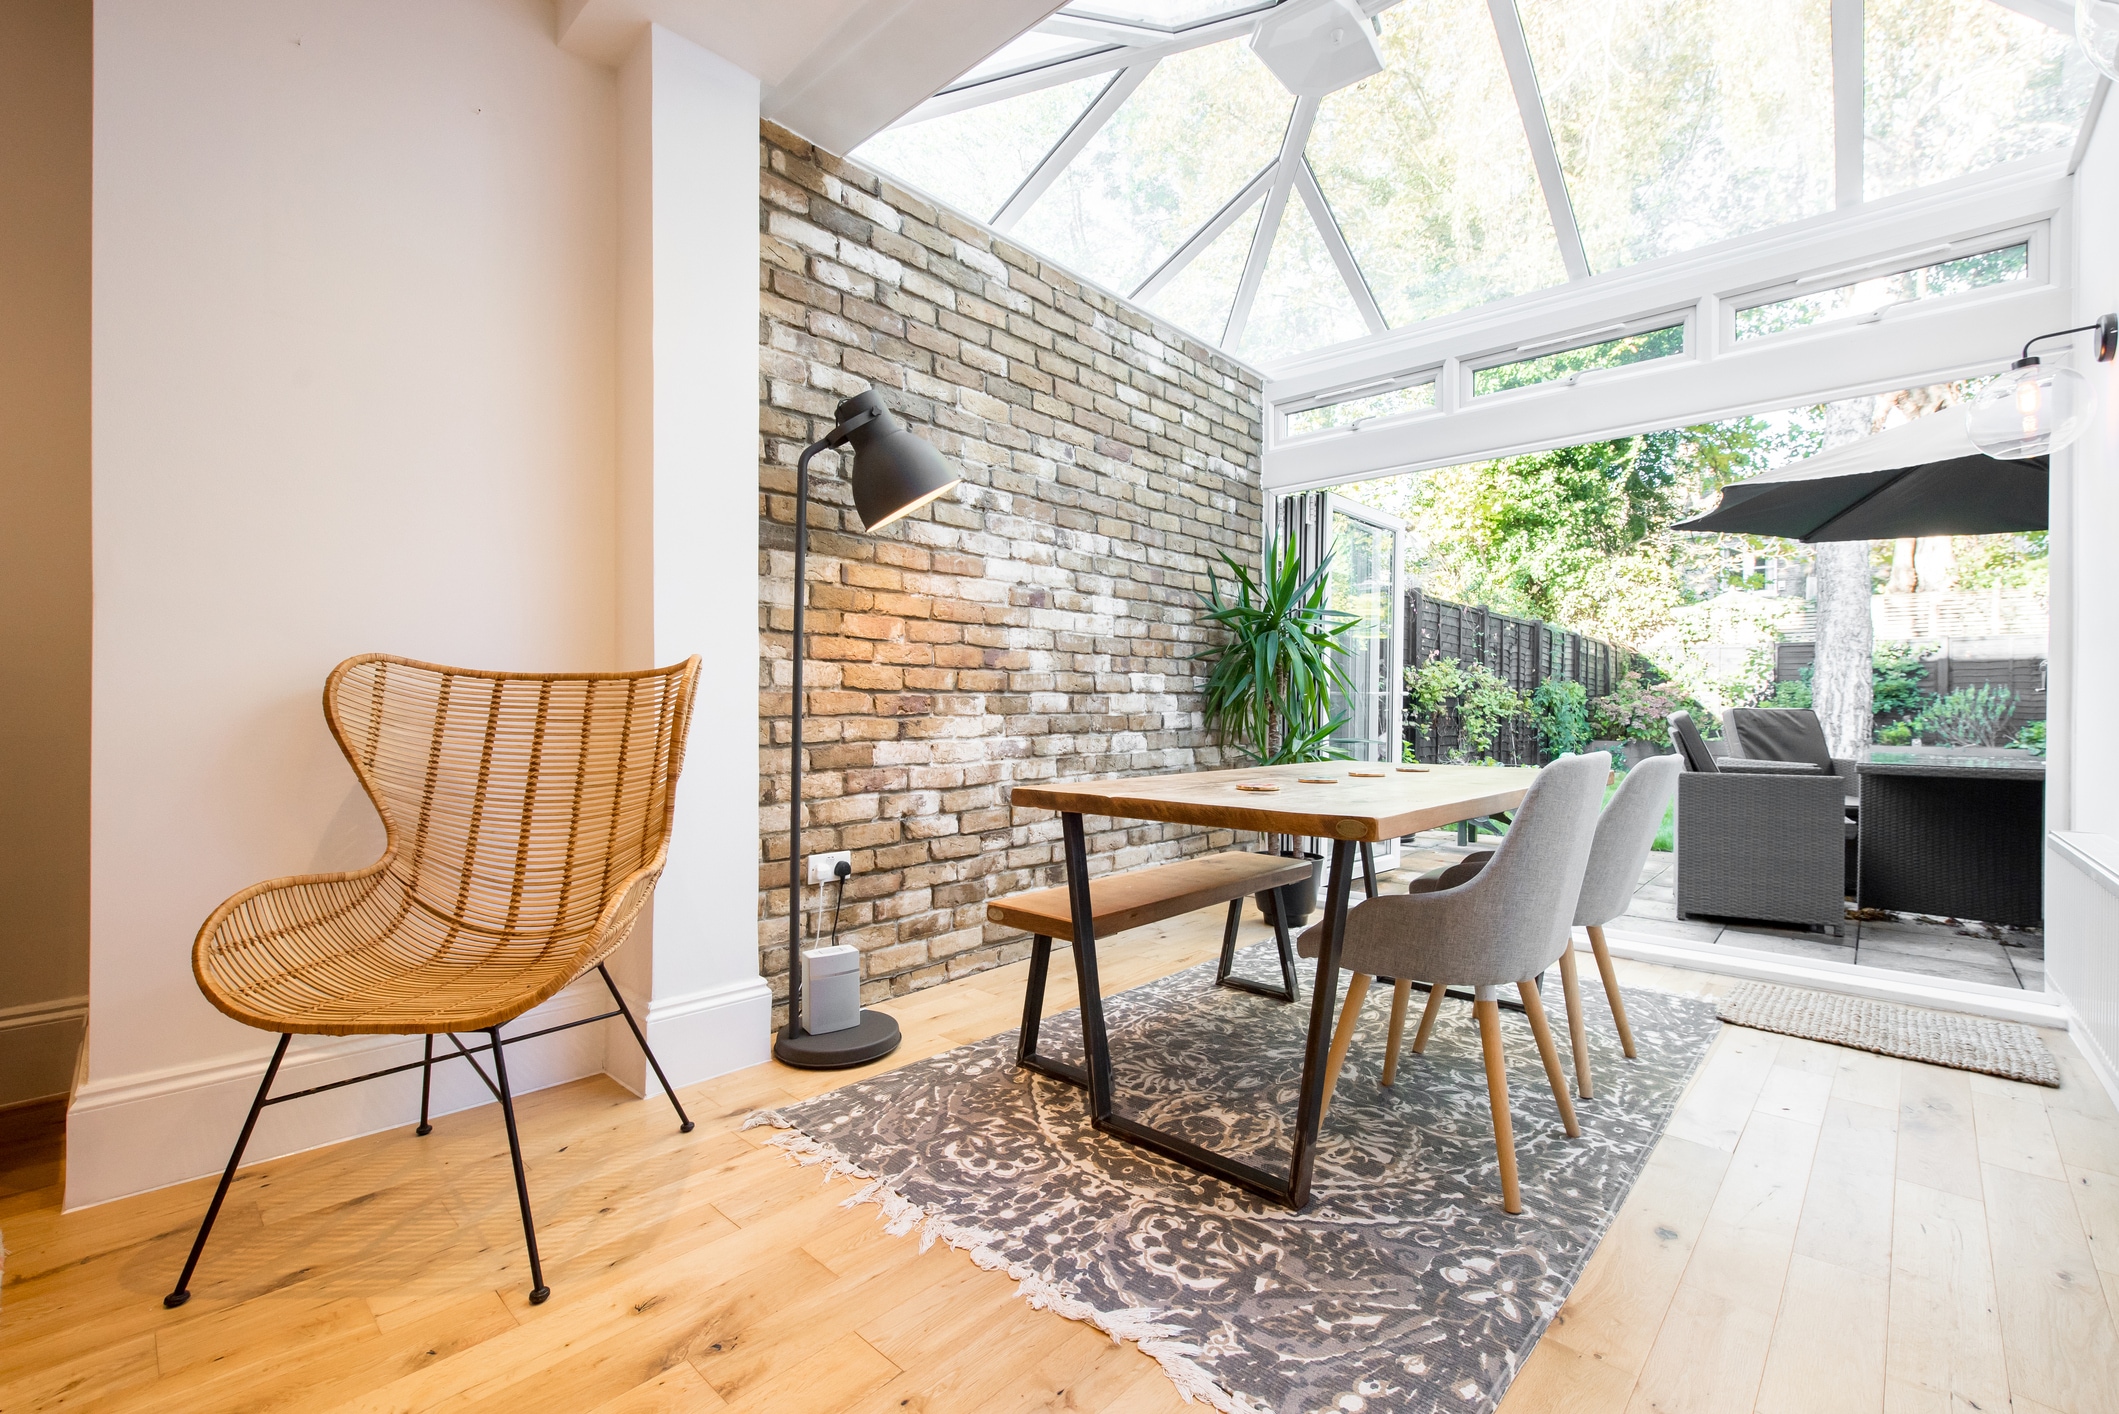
[1360,841,1378,899]
[1016,814,1360,1209]
[165,1033,291,1308]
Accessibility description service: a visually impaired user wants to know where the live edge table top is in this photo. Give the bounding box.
[1009,761,1541,842]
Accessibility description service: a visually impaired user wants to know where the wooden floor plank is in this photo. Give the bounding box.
[7,887,2119,1414]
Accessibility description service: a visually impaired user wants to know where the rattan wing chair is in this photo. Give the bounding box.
[165,653,703,1311]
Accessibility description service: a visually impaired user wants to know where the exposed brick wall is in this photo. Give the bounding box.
[756,122,1267,1024]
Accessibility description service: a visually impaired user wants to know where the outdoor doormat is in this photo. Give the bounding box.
[748,948,1719,1414]
[1718,980,2060,1086]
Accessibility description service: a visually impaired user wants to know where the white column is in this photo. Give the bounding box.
[608,25,771,1093]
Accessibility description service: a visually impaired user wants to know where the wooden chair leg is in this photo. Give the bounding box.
[1518,978,1581,1138]
[1380,979,1413,1086]
[1411,981,1447,1054]
[1320,972,1373,1122]
[1588,924,1637,1059]
[1557,945,1592,1100]
[1474,997,1522,1215]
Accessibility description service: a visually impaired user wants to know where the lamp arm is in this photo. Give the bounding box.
[784,435,831,1041]
[2022,313,2119,363]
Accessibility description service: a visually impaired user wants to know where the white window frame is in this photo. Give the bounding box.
[1278,370,1441,442]
[1459,308,1696,405]
[1718,221,2049,352]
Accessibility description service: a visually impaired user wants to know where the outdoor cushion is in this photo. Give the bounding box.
[1730,708,1834,771]
[1668,711,1720,772]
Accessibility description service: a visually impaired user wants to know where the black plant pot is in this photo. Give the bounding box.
[1257,850,1326,929]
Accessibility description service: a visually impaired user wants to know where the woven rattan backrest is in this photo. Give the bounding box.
[324,654,701,938]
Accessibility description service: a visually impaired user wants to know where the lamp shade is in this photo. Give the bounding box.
[1965,360,2091,460]
[834,390,961,531]
[2081,0,2119,80]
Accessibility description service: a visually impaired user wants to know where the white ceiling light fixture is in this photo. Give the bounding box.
[1248,0,1384,97]
[1965,314,2118,459]
[2081,0,2119,78]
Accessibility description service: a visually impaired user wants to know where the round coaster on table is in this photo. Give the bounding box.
[1349,770,1384,777]
[1234,781,1280,793]
[1297,777,1337,784]
[1397,766,1429,773]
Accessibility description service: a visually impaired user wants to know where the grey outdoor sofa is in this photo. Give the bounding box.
[1668,710,1851,934]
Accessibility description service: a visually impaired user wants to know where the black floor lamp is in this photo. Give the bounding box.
[775,389,961,1069]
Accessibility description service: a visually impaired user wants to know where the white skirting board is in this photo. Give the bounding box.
[63,974,772,1212]
[0,994,88,1110]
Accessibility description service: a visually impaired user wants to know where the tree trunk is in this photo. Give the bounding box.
[1812,398,1876,756]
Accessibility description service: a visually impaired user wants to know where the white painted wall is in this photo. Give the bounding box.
[74,0,629,1209]
[607,25,772,1093]
[0,0,91,1109]
[2047,87,2119,1106]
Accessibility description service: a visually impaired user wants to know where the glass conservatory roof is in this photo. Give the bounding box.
[855,0,2098,369]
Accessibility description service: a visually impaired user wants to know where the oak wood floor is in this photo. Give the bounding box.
[5,891,2119,1413]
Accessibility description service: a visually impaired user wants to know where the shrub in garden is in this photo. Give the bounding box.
[1530,677,1592,759]
[1405,654,1527,763]
[2011,720,2046,756]
[1912,684,2018,747]
[1589,670,1698,748]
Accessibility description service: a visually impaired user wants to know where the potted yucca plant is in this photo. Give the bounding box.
[1195,539,1360,924]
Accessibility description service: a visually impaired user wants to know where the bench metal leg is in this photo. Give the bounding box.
[1017,930,1091,1089]
[1216,896,1300,1003]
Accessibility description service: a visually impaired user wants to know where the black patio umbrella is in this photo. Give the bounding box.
[1673,410,2048,542]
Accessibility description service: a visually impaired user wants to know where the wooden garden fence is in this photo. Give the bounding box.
[1403,588,1626,766]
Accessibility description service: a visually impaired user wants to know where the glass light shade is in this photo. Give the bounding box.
[1964,361,2091,459]
[2081,0,2119,80]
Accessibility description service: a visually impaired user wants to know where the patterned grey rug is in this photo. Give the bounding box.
[1718,980,2060,1086]
[749,946,1720,1414]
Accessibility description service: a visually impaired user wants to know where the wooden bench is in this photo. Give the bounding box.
[994,849,1314,1089]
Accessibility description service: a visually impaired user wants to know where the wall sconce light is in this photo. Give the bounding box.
[1964,314,2117,460]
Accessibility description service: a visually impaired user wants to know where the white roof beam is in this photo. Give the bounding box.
[1131,163,1275,302]
[1832,0,1864,206]
[1485,0,1592,280]
[1295,159,1389,335]
[991,65,1155,230]
[1224,96,1321,349]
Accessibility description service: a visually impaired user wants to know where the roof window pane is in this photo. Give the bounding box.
[1519,0,1834,272]
[1238,197,1371,361]
[1733,241,2031,340]
[1286,381,1437,437]
[1143,201,1261,344]
[1305,0,1568,327]
[952,34,1118,89]
[854,76,1109,222]
[1865,0,2095,201]
[1012,42,1293,295]
[1473,322,1685,397]
[1060,0,1280,31]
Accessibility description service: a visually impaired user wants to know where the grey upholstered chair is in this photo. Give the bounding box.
[1383,755,1679,1101]
[1556,754,1678,1098]
[1297,752,1609,1213]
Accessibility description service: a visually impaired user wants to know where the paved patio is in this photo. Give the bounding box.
[1392,833,2046,993]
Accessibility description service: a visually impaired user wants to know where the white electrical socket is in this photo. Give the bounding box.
[807,850,852,885]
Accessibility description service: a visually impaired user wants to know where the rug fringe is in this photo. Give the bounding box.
[743,1109,1270,1414]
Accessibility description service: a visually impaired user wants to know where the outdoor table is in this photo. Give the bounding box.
[1855,750,2045,927]
[1008,760,1538,1209]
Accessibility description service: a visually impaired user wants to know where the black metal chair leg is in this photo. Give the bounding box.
[597,964,694,1133]
[165,1033,291,1309]
[416,1034,434,1136]
[487,1026,550,1305]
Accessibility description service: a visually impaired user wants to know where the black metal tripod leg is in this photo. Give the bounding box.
[597,965,694,1133]
[488,1027,550,1305]
[165,1033,291,1309]
[416,1035,434,1136]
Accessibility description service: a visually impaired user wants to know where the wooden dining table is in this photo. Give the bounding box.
[1008,759,1540,1209]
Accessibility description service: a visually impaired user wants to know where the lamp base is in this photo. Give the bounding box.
[773,1010,902,1069]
